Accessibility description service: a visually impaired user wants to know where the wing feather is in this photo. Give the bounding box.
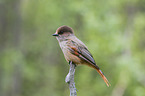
[68,40,97,67]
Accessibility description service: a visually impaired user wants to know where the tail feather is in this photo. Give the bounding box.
[85,63,111,87]
[91,65,111,87]
[96,69,111,87]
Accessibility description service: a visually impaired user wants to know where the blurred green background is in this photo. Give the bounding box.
[0,0,145,96]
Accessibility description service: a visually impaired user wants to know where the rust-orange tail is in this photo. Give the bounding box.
[91,65,111,87]
[96,69,111,87]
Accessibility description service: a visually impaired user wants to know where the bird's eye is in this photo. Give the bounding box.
[59,31,63,34]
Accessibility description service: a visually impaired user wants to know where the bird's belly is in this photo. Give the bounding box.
[59,41,82,64]
[63,49,82,64]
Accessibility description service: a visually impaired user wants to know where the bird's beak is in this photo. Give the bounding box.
[52,34,59,36]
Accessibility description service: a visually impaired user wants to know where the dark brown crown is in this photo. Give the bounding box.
[56,25,74,35]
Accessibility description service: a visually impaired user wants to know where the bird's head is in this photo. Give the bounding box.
[52,25,74,41]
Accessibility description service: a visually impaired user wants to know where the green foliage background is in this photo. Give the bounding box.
[0,0,145,96]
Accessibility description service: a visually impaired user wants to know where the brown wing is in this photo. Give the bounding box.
[67,40,111,87]
[67,40,99,69]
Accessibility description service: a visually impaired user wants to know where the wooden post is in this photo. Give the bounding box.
[65,61,77,96]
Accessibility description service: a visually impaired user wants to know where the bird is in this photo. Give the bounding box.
[52,25,111,87]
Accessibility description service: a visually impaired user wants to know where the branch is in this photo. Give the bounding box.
[65,61,77,96]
